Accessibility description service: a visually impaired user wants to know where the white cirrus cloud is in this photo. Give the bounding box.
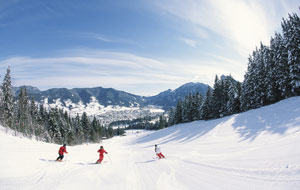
[151,0,299,57]
[0,49,246,96]
[181,38,197,47]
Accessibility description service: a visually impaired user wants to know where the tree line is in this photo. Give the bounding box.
[0,68,124,145]
[167,12,300,126]
[116,115,167,130]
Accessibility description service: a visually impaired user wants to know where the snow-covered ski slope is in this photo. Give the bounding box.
[1,97,300,190]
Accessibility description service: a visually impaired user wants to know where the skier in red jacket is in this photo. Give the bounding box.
[96,146,108,164]
[56,144,68,162]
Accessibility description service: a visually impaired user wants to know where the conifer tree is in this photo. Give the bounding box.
[30,97,39,123]
[282,13,300,96]
[1,67,14,128]
[254,43,268,108]
[167,108,175,126]
[91,116,103,142]
[16,88,32,136]
[191,93,203,121]
[48,108,62,143]
[73,113,84,144]
[211,75,224,118]
[226,77,241,115]
[182,94,193,122]
[174,100,183,124]
[271,32,290,99]
[201,88,213,120]
[81,112,90,142]
[157,115,167,129]
[268,35,284,102]
[241,49,260,111]
[0,82,3,122]
[91,116,98,142]
[107,127,114,138]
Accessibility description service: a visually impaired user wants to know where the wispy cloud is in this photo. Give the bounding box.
[0,48,245,96]
[78,32,137,45]
[151,0,299,57]
[181,38,197,47]
[0,50,183,95]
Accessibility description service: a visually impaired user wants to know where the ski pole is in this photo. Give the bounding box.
[107,154,112,165]
[65,153,69,162]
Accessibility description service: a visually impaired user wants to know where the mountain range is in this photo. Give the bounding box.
[13,82,210,109]
[13,82,209,124]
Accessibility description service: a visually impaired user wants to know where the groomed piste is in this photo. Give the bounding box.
[1,97,300,190]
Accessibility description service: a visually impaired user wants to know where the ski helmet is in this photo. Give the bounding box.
[63,144,66,147]
[100,146,103,149]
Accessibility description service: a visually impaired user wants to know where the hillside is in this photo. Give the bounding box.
[0,97,300,190]
[14,86,144,107]
[13,82,209,108]
[12,82,209,124]
[146,82,210,108]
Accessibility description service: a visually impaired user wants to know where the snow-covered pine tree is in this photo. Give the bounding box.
[62,110,73,145]
[16,88,33,136]
[268,33,289,101]
[201,88,213,120]
[187,94,194,122]
[282,13,300,96]
[225,75,241,115]
[167,108,175,126]
[48,108,63,144]
[91,116,100,142]
[157,115,167,129]
[273,32,290,99]
[181,97,188,123]
[253,43,268,108]
[241,45,267,111]
[31,100,44,140]
[73,113,84,144]
[36,104,50,142]
[54,109,64,143]
[38,104,46,122]
[0,81,3,122]
[211,75,224,118]
[266,36,279,104]
[107,126,114,138]
[240,54,256,111]
[30,97,39,124]
[174,100,183,124]
[182,94,193,123]
[191,92,203,121]
[81,112,90,143]
[1,67,14,129]
[221,76,230,116]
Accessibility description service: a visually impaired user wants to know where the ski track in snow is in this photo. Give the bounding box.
[1,97,300,190]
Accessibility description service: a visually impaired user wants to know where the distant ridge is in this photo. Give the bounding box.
[146,82,210,108]
[13,82,210,109]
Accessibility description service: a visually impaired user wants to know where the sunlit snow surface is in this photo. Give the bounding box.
[1,97,300,190]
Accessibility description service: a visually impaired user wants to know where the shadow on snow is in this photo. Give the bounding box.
[134,97,300,144]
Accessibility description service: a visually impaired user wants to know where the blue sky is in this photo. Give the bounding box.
[0,0,299,96]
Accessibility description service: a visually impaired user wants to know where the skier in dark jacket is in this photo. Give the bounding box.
[56,144,68,161]
[96,146,108,164]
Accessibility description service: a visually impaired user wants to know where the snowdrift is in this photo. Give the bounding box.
[0,97,300,190]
